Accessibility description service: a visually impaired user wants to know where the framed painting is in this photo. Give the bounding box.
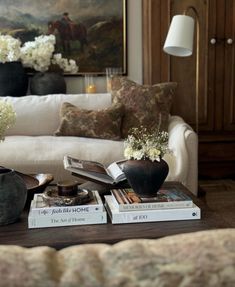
[0,0,127,75]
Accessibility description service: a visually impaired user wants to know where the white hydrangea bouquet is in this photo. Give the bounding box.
[124,126,170,162]
[0,33,78,74]
[0,100,16,141]
[20,35,78,73]
[0,34,21,63]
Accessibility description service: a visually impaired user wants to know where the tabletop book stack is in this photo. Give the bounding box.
[104,187,201,224]
[28,190,107,229]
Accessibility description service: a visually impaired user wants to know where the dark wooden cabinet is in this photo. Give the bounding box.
[142,0,235,178]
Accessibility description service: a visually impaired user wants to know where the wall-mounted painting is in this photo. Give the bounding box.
[0,0,127,75]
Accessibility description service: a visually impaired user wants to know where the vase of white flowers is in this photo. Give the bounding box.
[20,35,78,95]
[123,126,170,197]
[0,34,78,96]
[0,35,28,97]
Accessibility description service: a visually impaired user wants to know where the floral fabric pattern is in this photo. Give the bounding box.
[111,76,177,138]
[55,102,124,140]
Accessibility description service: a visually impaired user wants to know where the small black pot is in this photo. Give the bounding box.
[30,72,66,95]
[0,62,28,97]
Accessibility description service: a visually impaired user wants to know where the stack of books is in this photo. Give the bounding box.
[105,188,201,224]
[28,190,107,228]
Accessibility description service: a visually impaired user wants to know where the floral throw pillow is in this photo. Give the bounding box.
[54,102,124,140]
[111,76,177,138]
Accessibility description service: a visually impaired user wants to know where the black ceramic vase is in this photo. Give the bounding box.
[123,159,169,198]
[0,62,28,97]
[30,72,66,95]
[0,168,27,225]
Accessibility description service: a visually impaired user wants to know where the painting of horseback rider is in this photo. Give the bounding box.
[60,12,75,39]
[0,0,126,74]
[48,12,87,54]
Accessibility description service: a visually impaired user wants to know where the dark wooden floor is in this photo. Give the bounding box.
[199,179,235,228]
[199,179,235,193]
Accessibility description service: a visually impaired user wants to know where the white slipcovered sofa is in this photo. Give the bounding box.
[0,93,198,195]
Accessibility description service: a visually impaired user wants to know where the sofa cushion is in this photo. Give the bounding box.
[3,93,112,136]
[111,77,177,138]
[55,102,124,140]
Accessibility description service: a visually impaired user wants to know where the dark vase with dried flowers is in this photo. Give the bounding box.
[123,159,169,198]
[123,126,170,198]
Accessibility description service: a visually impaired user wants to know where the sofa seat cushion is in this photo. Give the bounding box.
[0,136,178,183]
[0,136,125,182]
[0,229,234,287]
[55,102,124,140]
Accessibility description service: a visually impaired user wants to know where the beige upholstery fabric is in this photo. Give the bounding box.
[0,229,234,287]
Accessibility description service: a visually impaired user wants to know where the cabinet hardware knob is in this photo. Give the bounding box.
[227,38,233,45]
[210,38,216,45]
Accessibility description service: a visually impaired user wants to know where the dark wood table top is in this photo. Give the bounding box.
[0,182,234,249]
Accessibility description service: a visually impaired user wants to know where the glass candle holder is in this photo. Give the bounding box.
[106,67,122,93]
[85,74,96,94]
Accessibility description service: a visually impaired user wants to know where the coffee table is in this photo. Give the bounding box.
[0,181,234,249]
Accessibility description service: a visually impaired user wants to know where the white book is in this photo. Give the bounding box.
[30,190,103,216]
[28,210,107,229]
[105,196,201,224]
[111,188,193,212]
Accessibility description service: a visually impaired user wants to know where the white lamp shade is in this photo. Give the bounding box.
[163,15,195,57]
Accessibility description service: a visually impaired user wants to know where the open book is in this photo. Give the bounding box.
[63,155,127,185]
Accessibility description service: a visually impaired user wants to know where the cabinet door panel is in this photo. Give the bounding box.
[169,0,214,132]
[224,0,235,131]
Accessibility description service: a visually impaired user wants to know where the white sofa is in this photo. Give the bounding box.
[0,93,198,195]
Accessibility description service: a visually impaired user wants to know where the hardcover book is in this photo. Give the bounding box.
[28,211,107,229]
[30,190,103,216]
[28,190,107,228]
[63,155,126,185]
[111,188,193,211]
[105,195,200,224]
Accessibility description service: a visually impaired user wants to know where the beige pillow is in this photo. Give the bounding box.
[55,102,124,140]
[111,76,177,138]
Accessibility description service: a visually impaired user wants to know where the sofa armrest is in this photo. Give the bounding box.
[165,115,198,195]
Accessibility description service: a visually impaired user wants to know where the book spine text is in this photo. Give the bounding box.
[28,212,107,228]
[30,204,104,216]
[111,192,193,211]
